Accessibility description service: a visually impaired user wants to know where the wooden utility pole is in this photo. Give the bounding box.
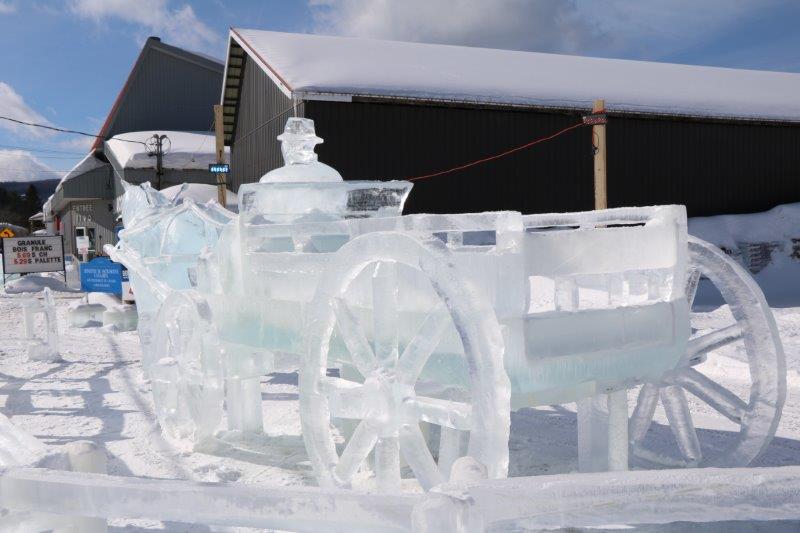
[593,99,607,210]
[213,104,227,207]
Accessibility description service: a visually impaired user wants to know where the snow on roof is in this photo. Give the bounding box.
[105,131,228,171]
[232,28,800,123]
[162,183,238,210]
[56,153,107,191]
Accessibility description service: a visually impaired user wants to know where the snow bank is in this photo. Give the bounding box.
[690,203,800,307]
[105,131,228,171]
[233,29,800,122]
[4,274,79,294]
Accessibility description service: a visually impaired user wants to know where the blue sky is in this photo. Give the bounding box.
[1,0,799,183]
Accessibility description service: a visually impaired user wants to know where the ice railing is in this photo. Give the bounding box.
[522,205,688,313]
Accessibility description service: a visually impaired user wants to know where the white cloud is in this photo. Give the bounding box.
[310,0,608,54]
[0,150,60,183]
[0,82,53,139]
[310,0,782,61]
[57,136,94,153]
[70,0,220,53]
[0,2,15,14]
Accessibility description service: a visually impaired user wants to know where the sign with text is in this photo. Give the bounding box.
[2,236,64,275]
[76,235,90,255]
[209,163,230,174]
[80,256,125,294]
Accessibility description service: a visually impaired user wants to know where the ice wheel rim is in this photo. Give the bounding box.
[301,232,510,491]
[151,290,223,444]
[630,236,786,468]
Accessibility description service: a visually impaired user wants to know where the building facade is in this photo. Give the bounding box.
[46,37,225,258]
[222,30,800,218]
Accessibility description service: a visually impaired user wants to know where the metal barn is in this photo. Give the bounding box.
[221,29,800,217]
[46,37,225,258]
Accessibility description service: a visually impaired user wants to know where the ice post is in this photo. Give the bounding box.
[22,287,60,362]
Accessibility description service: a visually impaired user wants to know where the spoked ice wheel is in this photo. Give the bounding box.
[630,236,786,468]
[300,232,510,492]
[151,290,224,444]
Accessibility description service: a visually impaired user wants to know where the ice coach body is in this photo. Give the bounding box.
[109,118,785,492]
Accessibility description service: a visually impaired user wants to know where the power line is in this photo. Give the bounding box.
[0,152,87,160]
[0,144,86,155]
[406,121,589,182]
[0,116,146,145]
[0,167,67,173]
[232,101,304,147]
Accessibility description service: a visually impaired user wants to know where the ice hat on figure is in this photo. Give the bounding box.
[259,118,343,183]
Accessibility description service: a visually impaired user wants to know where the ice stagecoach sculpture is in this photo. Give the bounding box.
[108,118,785,492]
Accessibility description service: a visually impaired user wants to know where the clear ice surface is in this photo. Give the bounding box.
[106,117,785,491]
[21,287,60,362]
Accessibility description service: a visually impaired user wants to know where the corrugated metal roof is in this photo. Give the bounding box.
[230,28,800,123]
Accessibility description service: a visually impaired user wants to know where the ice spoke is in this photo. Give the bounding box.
[403,396,472,430]
[399,424,444,490]
[437,426,466,479]
[685,268,701,307]
[334,421,377,485]
[661,385,703,464]
[686,324,742,362]
[319,377,372,419]
[372,262,399,370]
[333,298,377,377]
[674,368,748,425]
[396,303,450,385]
[629,384,659,445]
[375,436,401,491]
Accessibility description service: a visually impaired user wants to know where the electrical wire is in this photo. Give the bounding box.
[406,121,589,182]
[0,144,86,155]
[0,153,88,160]
[0,166,67,172]
[232,101,304,147]
[0,116,147,145]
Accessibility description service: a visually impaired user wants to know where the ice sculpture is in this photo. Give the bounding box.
[22,287,60,362]
[259,117,342,183]
[110,116,785,492]
[106,181,235,374]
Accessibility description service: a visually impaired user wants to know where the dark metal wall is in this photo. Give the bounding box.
[308,101,594,215]
[52,164,115,212]
[106,45,223,138]
[229,85,800,217]
[228,55,301,191]
[607,116,800,216]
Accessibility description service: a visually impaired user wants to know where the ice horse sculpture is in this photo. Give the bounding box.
[123,117,784,492]
[106,181,235,375]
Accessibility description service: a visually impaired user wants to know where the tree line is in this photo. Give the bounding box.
[0,184,42,227]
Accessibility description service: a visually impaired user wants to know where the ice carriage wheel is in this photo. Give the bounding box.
[300,232,511,492]
[151,290,223,444]
[630,236,786,468]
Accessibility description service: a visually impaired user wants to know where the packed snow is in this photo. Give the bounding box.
[232,29,800,122]
[3,273,78,294]
[105,131,229,171]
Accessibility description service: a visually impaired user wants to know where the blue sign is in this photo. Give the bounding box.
[80,256,125,294]
[209,163,230,173]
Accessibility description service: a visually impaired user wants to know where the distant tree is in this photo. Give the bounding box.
[24,184,42,216]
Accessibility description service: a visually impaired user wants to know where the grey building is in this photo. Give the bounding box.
[221,29,800,218]
[47,37,224,258]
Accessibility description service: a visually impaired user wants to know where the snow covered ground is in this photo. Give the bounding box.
[1,204,800,530]
[1,283,798,531]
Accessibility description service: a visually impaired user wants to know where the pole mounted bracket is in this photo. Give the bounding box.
[583,113,608,125]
